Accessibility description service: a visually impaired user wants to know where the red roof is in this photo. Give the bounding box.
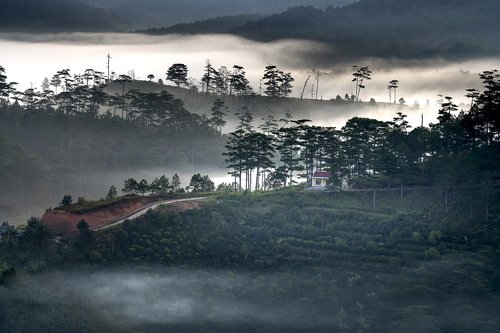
[313,171,332,178]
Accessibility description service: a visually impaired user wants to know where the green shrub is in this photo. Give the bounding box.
[365,240,378,252]
[389,229,400,239]
[335,237,348,248]
[428,230,443,244]
[425,247,440,260]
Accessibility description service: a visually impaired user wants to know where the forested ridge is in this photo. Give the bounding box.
[0,0,128,32]
[234,0,500,59]
[100,0,353,30]
[222,70,500,192]
[142,0,500,60]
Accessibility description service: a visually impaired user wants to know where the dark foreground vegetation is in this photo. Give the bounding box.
[1,186,499,332]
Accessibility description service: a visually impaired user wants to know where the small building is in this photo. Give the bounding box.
[310,171,332,190]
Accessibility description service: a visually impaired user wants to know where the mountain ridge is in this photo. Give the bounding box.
[137,0,500,60]
[0,0,128,32]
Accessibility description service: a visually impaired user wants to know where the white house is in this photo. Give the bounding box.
[310,171,332,190]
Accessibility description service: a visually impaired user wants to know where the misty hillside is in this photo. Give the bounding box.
[145,0,500,60]
[139,15,266,35]
[0,0,128,33]
[102,0,355,29]
[231,0,500,59]
[104,81,413,131]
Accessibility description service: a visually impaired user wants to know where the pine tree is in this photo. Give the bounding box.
[352,66,372,101]
[230,65,252,96]
[210,98,229,135]
[166,64,188,87]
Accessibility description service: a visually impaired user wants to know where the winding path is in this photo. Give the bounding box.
[94,197,209,231]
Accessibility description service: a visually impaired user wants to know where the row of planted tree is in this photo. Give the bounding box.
[120,173,215,196]
[224,70,500,191]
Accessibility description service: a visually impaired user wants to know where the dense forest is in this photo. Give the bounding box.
[142,0,500,61]
[220,70,500,193]
[233,0,500,59]
[140,14,267,35]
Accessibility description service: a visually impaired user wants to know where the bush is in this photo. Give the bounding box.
[425,247,440,260]
[335,237,348,248]
[428,230,443,244]
[365,240,378,252]
[60,194,73,206]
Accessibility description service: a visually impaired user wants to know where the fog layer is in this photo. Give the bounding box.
[1,263,498,332]
[0,33,492,109]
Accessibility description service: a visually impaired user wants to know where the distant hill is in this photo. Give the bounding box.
[143,0,500,60]
[139,14,266,35]
[230,0,500,59]
[0,0,127,32]
[106,0,354,29]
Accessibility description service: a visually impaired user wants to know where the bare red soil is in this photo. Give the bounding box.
[42,197,156,234]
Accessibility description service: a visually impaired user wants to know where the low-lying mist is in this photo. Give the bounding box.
[1,261,497,333]
[1,269,339,331]
[0,33,493,115]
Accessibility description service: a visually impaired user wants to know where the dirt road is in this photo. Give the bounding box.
[94,197,208,231]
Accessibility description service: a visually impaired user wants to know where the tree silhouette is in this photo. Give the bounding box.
[230,65,252,96]
[201,60,219,93]
[352,66,372,101]
[0,66,17,100]
[115,74,132,96]
[189,174,215,192]
[60,194,73,206]
[262,65,294,98]
[166,64,188,87]
[388,79,399,103]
